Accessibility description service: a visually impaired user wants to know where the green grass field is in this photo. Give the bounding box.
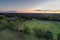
[23,20,60,33]
[20,20,60,40]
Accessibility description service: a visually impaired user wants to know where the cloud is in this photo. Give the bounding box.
[0,11,18,13]
[37,0,60,10]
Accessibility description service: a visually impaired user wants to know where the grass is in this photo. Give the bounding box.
[23,20,60,33]
[0,20,60,40]
[0,29,21,40]
[21,20,60,40]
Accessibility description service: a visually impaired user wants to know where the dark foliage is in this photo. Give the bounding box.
[34,28,45,38]
[57,33,60,40]
[20,26,31,35]
[45,30,53,40]
[34,28,53,40]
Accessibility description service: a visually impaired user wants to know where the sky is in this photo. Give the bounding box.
[0,0,60,13]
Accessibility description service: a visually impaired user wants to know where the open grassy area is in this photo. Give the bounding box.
[23,20,60,34]
[20,20,60,40]
[0,16,60,40]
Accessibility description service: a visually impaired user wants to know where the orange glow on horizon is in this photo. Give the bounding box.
[17,9,60,13]
[0,8,60,13]
[16,8,42,13]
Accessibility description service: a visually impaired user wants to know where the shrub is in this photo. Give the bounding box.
[57,33,60,40]
[34,28,53,40]
[0,19,8,31]
[19,26,32,35]
[45,30,53,40]
[8,21,18,31]
[34,28,45,38]
[18,18,26,23]
[0,24,6,30]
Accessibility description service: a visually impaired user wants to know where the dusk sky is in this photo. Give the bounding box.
[0,0,60,13]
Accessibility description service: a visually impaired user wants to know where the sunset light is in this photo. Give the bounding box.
[0,0,60,13]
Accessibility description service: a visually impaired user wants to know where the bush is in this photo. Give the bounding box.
[45,30,53,40]
[57,33,60,40]
[19,26,32,35]
[0,19,8,31]
[34,28,53,40]
[34,28,45,38]
[18,18,26,22]
[8,21,18,31]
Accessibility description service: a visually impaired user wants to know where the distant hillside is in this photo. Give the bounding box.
[0,13,60,22]
[0,13,60,18]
